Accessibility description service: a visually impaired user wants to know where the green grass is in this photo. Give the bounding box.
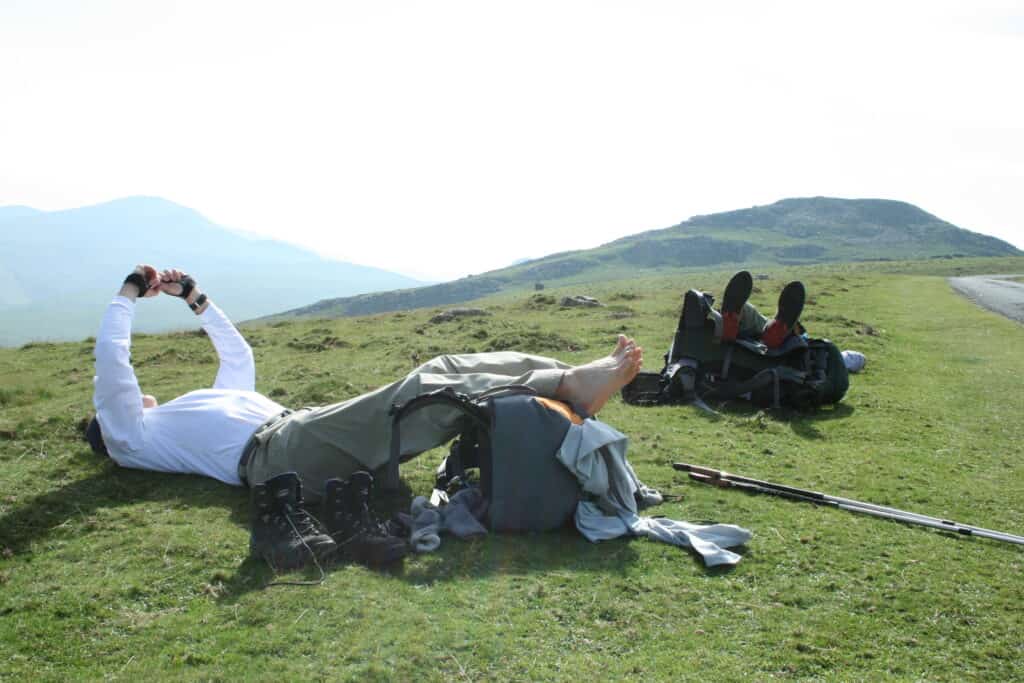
[2,258,1023,681]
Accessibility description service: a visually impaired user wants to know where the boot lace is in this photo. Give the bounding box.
[263,503,329,589]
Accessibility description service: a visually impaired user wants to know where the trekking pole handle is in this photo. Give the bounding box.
[673,462,721,478]
[674,462,829,502]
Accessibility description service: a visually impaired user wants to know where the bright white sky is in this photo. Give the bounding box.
[1,1,1022,281]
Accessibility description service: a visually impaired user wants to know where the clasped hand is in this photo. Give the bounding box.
[129,264,196,299]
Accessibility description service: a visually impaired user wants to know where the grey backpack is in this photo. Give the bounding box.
[382,386,581,532]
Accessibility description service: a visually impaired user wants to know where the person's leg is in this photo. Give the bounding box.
[247,339,642,501]
[738,301,770,338]
[719,271,753,342]
[246,354,564,499]
[708,302,769,340]
[761,281,805,348]
[409,350,572,395]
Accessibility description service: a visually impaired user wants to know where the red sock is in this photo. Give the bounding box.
[761,319,789,348]
[721,312,739,342]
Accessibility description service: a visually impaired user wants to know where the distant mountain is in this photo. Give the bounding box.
[263,197,1021,322]
[0,197,424,345]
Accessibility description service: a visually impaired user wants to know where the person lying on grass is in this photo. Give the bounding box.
[87,264,644,570]
[704,270,805,347]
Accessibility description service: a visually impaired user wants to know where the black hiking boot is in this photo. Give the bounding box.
[720,270,753,342]
[761,280,806,348]
[323,471,409,567]
[249,472,337,571]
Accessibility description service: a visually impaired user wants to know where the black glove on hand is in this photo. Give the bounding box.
[123,272,150,296]
[166,274,196,299]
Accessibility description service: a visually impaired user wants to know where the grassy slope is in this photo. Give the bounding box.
[1,258,1023,681]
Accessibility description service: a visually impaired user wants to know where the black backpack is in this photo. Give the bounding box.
[381,385,582,532]
[622,289,849,410]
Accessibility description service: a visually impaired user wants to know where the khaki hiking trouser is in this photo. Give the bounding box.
[242,351,571,502]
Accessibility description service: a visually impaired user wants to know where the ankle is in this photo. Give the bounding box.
[721,312,740,342]
[553,369,575,403]
[761,320,790,348]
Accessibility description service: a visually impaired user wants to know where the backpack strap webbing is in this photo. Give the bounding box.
[721,344,735,381]
[702,367,781,407]
[383,387,490,490]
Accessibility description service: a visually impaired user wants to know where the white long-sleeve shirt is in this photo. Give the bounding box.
[92,296,286,485]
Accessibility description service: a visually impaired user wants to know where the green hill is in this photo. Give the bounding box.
[263,197,1020,322]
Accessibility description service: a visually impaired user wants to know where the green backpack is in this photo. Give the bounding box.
[622,289,849,410]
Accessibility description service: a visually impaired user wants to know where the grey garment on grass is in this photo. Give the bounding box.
[243,351,570,502]
[556,419,752,567]
[408,488,489,553]
[575,505,753,567]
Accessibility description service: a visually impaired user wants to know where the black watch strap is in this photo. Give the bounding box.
[189,293,208,312]
[123,272,149,296]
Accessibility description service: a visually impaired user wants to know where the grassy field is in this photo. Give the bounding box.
[1,258,1023,681]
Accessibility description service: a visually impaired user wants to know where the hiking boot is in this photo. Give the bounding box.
[323,471,409,567]
[249,472,337,571]
[761,280,806,348]
[720,270,753,342]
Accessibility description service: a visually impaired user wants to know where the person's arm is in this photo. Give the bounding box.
[202,301,256,391]
[159,269,255,391]
[93,266,160,455]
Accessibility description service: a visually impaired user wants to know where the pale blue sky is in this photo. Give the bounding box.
[1,0,1021,280]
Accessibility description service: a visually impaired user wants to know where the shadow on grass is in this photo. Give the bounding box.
[392,528,642,586]
[685,398,856,440]
[0,451,738,603]
[0,454,249,556]
[216,491,742,602]
[787,403,855,440]
[216,511,651,603]
[217,531,744,605]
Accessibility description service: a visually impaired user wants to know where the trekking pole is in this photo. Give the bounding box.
[684,472,1022,542]
[675,462,1024,540]
[675,463,1024,546]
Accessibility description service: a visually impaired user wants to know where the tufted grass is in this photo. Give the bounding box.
[1,257,1023,681]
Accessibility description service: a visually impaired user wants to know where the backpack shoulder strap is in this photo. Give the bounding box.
[472,384,537,402]
[382,387,492,490]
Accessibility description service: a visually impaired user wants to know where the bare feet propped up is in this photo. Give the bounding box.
[556,334,644,415]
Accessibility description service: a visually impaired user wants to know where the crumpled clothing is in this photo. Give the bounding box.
[407,487,489,553]
[555,419,638,513]
[557,419,753,566]
[575,502,751,567]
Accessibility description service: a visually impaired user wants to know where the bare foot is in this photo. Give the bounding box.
[556,334,644,415]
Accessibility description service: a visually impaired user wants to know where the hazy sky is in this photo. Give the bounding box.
[2,1,1022,280]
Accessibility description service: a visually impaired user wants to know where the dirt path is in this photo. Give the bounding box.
[948,274,1024,324]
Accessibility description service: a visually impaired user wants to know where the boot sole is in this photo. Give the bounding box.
[775,281,806,328]
[722,271,753,314]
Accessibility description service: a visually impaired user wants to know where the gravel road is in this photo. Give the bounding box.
[948,274,1024,324]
